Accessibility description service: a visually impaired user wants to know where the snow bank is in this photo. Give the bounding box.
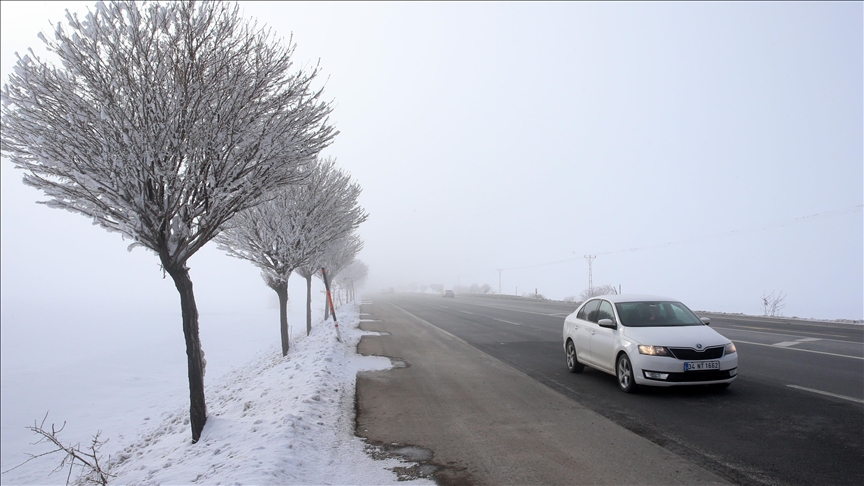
[109,303,430,485]
[1,281,431,485]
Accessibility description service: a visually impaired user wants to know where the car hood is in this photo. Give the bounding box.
[622,325,730,347]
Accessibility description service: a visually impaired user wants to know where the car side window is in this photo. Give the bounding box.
[597,300,616,323]
[577,299,600,322]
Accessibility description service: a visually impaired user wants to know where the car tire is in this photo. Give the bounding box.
[566,340,584,373]
[616,354,637,393]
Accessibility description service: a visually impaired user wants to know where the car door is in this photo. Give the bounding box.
[589,299,618,373]
[574,299,601,366]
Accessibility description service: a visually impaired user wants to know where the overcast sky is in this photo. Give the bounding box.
[1,1,861,320]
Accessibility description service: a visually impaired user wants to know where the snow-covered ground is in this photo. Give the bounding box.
[1,276,431,485]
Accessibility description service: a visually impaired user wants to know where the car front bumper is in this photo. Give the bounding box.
[630,353,738,387]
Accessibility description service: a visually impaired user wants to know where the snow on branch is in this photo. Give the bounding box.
[299,231,365,282]
[216,157,368,288]
[337,259,369,287]
[1,0,337,269]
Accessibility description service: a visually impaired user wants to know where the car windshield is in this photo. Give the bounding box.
[614,301,703,327]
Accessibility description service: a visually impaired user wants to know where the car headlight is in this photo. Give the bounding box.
[724,342,737,355]
[638,345,671,356]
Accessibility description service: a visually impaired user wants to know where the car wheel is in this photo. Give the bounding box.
[566,340,584,373]
[616,354,637,393]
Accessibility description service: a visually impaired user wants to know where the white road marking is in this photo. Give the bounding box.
[733,340,863,360]
[453,308,523,326]
[786,385,864,404]
[773,337,823,347]
[454,300,569,318]
[713,326,853,344]
[773,341,801,347]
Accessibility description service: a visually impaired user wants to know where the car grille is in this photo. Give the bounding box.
[663,369,736,382]
[669,346,724,360]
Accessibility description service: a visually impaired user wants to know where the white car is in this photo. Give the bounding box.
[562,294,738,393]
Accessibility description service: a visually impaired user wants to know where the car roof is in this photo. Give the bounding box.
[586,294,681,304]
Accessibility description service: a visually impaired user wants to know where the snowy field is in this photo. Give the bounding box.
[1,276,430,485]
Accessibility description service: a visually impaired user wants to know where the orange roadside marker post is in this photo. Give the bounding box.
[321,268,343,342]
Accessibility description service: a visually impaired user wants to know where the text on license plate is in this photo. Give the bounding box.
[684,361,720,371]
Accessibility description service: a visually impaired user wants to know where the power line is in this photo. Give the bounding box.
[469,204,862,277]
[596,204,862,257]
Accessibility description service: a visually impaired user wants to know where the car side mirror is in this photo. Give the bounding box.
[598,318,617,329]
[700,317,711,326]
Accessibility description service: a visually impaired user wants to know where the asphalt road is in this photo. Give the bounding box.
[371,293,863,486]
[356,297,728,485]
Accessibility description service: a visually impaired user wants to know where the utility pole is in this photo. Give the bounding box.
[497,268,503,294]
[584,255,596,294]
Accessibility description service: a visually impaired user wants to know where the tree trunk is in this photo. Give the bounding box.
[274,282,290,356]
[305,274,313,335]
[165,264,207,443]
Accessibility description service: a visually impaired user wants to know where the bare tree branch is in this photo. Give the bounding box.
[762,290,787,317]
[1,413,113,486]
[578,284,619,302]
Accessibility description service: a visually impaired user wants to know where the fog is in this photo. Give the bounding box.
[2,1,861,320]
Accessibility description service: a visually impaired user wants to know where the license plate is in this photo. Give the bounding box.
[684,361,720,371]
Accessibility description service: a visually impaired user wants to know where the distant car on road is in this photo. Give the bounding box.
[562,294,737,393]
[442,290,455,298]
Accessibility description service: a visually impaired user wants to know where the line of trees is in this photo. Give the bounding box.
[454,283,493,295]
[215,157,367,355]
[1,0,364,443]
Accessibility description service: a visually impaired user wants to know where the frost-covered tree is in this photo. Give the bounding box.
[294,262,319,334]
[0,1,336,442]
[579,284,619,301]
[337,259,368,302]
[217,157,367,352]
[319,233,365,317]
[320,233,365,279]
[297,232,364,329]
